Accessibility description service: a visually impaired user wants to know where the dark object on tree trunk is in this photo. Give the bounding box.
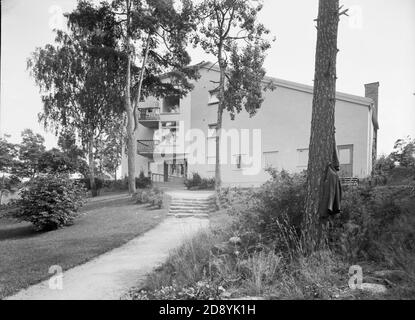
[319,164,342,219]
[320,140,342,219]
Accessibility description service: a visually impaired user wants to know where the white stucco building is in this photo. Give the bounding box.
[121,62,379,187]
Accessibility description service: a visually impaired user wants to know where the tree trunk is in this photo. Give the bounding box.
[303,0,340,249]
[88,133,98,197]
[125,87,136,194]
[133,34,151,131]
[123,0,136,195]
[215,48,225,192]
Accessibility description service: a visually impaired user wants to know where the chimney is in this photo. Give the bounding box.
[364,82,380,174]
[365,82,380,130]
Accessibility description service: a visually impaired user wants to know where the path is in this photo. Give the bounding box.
[6,216,209,300]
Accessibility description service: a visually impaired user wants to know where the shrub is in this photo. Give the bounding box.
[77,177,104,191]
[184,172,202,189]
[226,169,306,247]
[101,178,129,192]
[133,187,164,208]
[136,171,152,189]
[14,174,86,231]
[328,184,415,264]
[184,172,215,190]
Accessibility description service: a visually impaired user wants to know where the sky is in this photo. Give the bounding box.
[1,0,414,155]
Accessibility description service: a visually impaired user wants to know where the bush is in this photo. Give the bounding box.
[184,172,215,190]
[133,187,164,208]
[101,178,129,192]
[14,174,86,231]
[224,169,306,247]
[77,177,104,191]
[129,169,415,300]
[136,171,152,189]
[328,184,415,265]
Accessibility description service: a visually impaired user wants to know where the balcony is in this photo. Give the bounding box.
[137,140,159,158]
[137,137,184,159]
[138,107,160,128]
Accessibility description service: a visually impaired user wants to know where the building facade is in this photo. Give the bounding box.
[121,62,379,187]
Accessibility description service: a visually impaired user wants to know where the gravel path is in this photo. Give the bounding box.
[6,217,209,300]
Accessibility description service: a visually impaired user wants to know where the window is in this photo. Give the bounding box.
[207,124,217,171]
[233,154,249,170]
[297,149,309,167]
[208,90,219,105]
[235,154,242,169]
[263,151,278,169]
[162,96,180,113]
[160,122,178,144]
[338,148,351,164]
[207,123,217,138]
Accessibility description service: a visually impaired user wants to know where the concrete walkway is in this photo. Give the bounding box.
[6,217,209,300]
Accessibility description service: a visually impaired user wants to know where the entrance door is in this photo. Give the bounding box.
[163,162,168,182]
[337,145,353,177]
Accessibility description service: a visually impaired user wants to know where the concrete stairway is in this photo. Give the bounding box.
[168,192,217,218]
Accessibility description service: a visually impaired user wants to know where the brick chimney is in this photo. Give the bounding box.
[364,82,380,174]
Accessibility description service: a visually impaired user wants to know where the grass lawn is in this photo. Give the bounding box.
[0,195,167,299]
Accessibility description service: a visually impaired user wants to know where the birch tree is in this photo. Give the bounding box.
[70,0,198,194]
[194,0,274,191]
[28,7,124,196]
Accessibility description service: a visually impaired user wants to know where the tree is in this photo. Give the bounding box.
[390,136,415,168]
[28,5,125,196]
[16,129,46,178]
[0,135,20,204]
[98,117,125,180]
[0,135,18,175]
[303,0,347,249]
[37,148,78,174]
[57,130,89,177]
[194,0,273,191]
[69,0,198,194]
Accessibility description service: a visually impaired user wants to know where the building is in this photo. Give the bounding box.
[121,61,379,187]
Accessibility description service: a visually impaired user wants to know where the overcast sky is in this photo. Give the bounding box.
[1,0,414,155]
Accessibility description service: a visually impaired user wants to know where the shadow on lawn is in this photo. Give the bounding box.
[0,196,166,242]
[0,195,136,241]
[0,222,38,240]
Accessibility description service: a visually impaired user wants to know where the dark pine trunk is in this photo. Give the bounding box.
[303,0,340,249]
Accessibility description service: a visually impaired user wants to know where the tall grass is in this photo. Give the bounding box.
[130,171,415,300]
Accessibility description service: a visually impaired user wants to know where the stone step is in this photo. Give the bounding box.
[169,212,209,218]
[170,199,214,204]
[169,207,214,211]
[167,194,217,218]
[170,198,216,202]
[170,203,215,208]
[168,208,215,214]
[170,201,215,205]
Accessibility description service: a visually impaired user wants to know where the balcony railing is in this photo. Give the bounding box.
[137,140,159,154]
[138,107,160,121]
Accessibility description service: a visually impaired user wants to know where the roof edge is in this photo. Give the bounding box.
[196,61,373,107]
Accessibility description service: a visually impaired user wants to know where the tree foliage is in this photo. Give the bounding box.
[66,0,199,194]
[16,129,46,178]
[193,0,274,189]
[27,5,126,196]
[390,136,415,168]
